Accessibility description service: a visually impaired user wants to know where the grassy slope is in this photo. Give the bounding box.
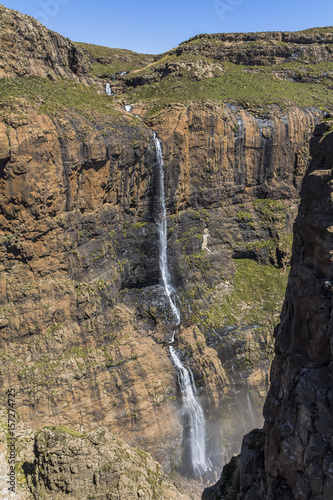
[0,77,124,119]
[300,26,333,34]
[74,42,154,77]
[2,28,331,120]
[125,60,333,115]
[112,28,333,115]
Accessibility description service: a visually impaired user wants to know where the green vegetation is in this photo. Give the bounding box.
[123,58,333,116]
[237,211,254,227]
[300,26,333,34]
[0,77,123,117]
[43,425,86,438]
[202,259,289,329]
[1,32,332,121]
[252,198,288,218]
[322,115,333,136]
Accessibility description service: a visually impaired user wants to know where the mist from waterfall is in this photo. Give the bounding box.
[154,132,211,477]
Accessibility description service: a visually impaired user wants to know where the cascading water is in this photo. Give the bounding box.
[154,133,180,326]
[154,132,211,477]
[169,346,212,477]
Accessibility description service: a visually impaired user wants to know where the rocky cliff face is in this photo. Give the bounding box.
[0,5,93,80]
[0,5,331,498]
[203,119,333,499]
[263,120,333,500]
[176,30,333,66]
[0,97,320,478]
[0,414,191,500]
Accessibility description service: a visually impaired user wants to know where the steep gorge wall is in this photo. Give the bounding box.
[0,99,229,474]
[148,103,318,209]
[262,121,333,500]
[203,120,333,499]
[144,102,322,466]
[0,97,322,479]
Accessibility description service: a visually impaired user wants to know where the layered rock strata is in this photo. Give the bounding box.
[176,30,333,66]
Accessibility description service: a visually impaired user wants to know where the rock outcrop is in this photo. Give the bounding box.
[203,120,333,499]
[176,30,333,66]
[122,28,333,88]
[0,5,91,80]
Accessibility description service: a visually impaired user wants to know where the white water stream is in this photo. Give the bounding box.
[105,83,112,95]
[169,347,211,476]
[154,133,180,326]
[154,133,211,477]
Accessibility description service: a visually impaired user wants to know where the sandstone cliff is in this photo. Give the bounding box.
[203,119,333,499]
[0,95,320,481]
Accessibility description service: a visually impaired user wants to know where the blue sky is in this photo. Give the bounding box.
[4,0,333,54]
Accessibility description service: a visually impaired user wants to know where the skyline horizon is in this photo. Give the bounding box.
[3,0,333,54]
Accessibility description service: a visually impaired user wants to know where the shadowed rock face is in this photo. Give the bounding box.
[203,121,333,499]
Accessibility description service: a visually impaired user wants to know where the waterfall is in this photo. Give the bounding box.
[169,347,211,477]
[105,83,112,95]
[154,133,210,477]
[154,133,180,326]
